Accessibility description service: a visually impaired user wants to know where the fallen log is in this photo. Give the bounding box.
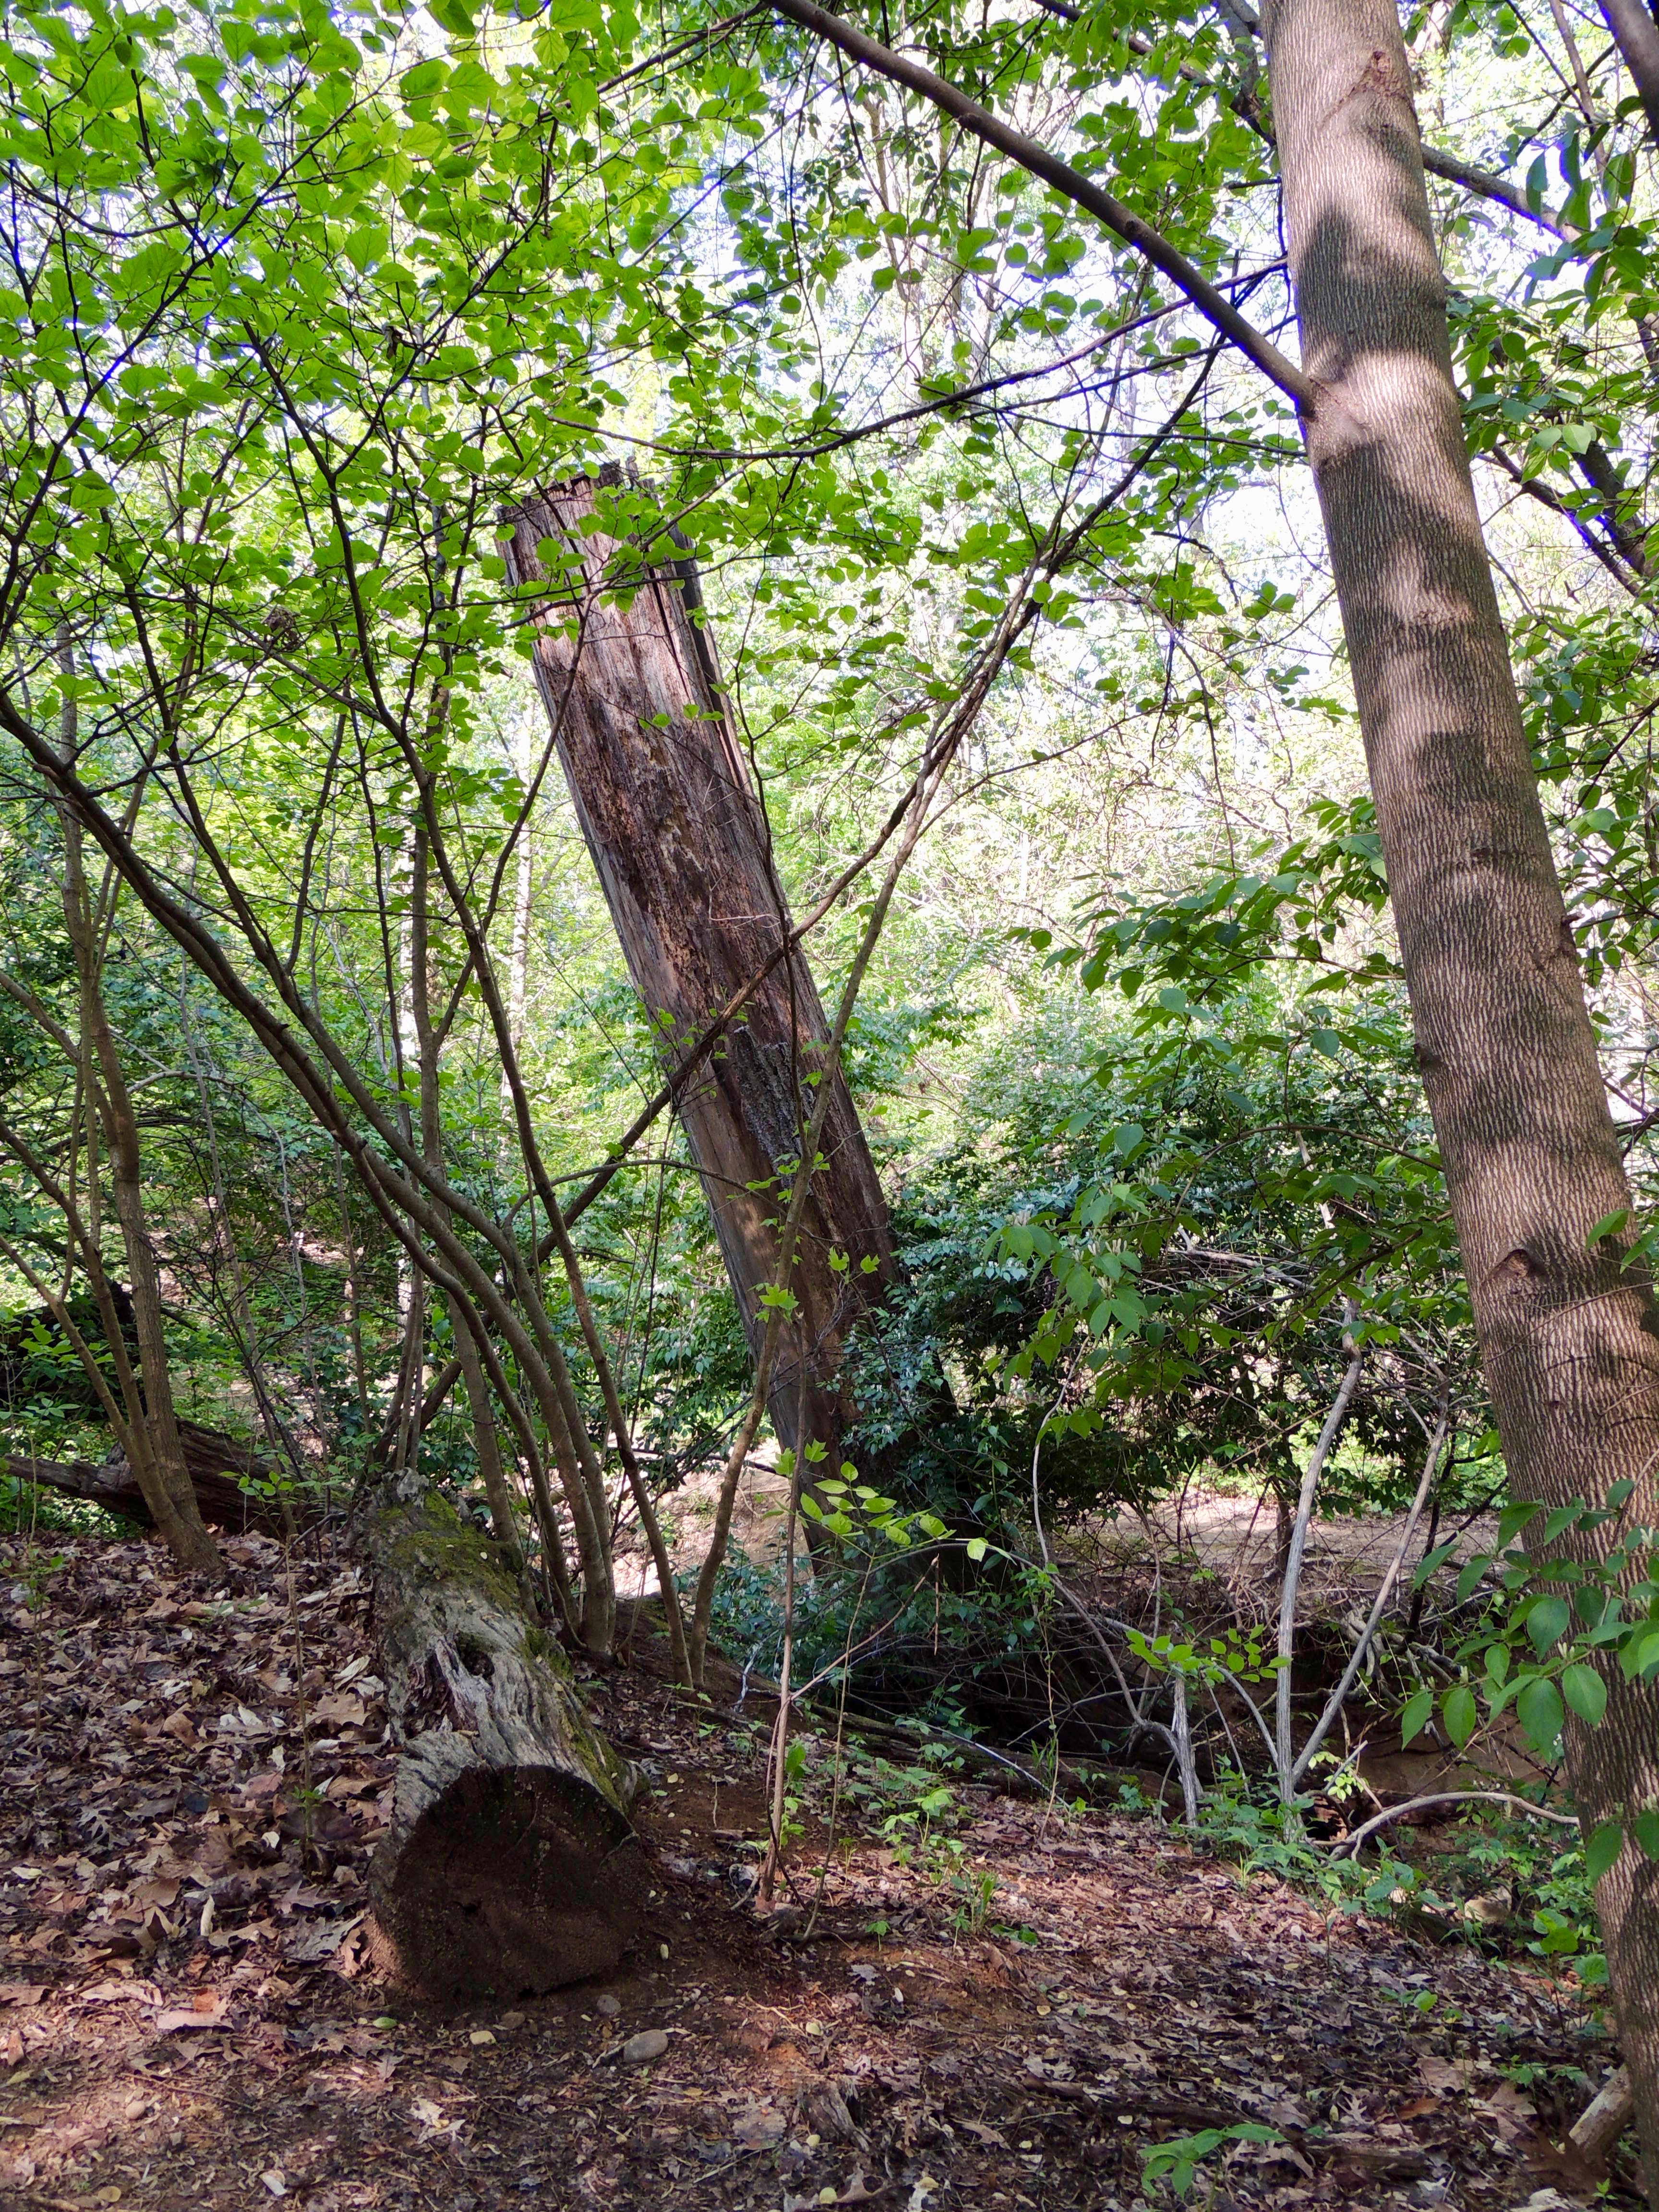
[365,1491,645,2001]
[1570,2065,1634,2167]
[4,1419,299,1535]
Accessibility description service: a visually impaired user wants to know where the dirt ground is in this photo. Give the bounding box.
[0,1527,1631,2212]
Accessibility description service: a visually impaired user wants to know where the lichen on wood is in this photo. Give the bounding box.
[365,1491,643,2000]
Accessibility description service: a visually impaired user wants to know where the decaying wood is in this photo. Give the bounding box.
[4,1419,295,1535]
[1571,2066,1635,2166]
[365,1490,644,2000]
[501,472,900,1481]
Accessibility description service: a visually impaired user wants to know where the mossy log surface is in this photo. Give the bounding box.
[365,1492,643,2001]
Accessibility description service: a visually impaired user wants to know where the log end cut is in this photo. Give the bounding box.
[366,1494,644,2001]
[370,1737,644,1999]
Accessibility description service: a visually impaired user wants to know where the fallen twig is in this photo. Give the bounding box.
[1331,1790,1579,1858]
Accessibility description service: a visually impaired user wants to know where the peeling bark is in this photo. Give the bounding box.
[365,1492,643,2001]
[501,473,900,1481]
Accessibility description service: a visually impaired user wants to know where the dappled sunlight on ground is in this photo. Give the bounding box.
[0,1532,1623,2210]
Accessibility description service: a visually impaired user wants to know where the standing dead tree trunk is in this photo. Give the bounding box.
[501,472,901,1489]
[1262,0,1659,2182]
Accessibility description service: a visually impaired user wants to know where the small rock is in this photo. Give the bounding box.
[595,1994,621,2018]
[1459,1887,1513,1929]
[622,2028,670,2065]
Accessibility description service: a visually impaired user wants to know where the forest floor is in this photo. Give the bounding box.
[0,1527,1630,2212]
[650,1463,1495,1632]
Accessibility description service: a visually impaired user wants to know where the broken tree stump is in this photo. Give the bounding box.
[501,469,902,1485]
[365,1491,644,2000]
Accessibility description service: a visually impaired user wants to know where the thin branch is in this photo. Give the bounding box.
[769,0,1321,415]
[1289,1407,1448,1789]
[1274,1342,1366,1788]
[1333,1790,1579,1857]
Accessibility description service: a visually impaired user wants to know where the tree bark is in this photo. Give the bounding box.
[405,820,526,1577]
[5,1421,293,1535]
[1262,0,1659,2185]
[55,796,220,1576]
[501,473,902,1487]
[364,1489,644,2000]
[0,1096,223,1575]
[1598,0,1659,143]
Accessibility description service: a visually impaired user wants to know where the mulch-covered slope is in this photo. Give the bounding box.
[0,1530,1629,2211]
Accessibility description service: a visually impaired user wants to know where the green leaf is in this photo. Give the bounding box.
[1586,1208,1629,1247]
[1541,1503,1585,1545]
[1527,1596,1571,1657]
[1443,1684,1478,1747]
[1562,1663,1606,1725]
[1515,1676,1564,1754]
[1399,1687,1433,1746]
[1633,1808,1659,1862]
[1497,1501,1544,1547]
[1585,1819,1623,1882]
[1413,1539,1458,1587]
[1455,1555,1490,1604]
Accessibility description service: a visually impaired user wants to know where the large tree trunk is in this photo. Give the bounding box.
[501,473,901,1483]
[1262,0,1659,2184]
[1597,0,1659,144]
[365,1489,644,2000]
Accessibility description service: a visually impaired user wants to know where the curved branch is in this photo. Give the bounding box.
[769,0,1321,415]
[1333,1789,1579,1858]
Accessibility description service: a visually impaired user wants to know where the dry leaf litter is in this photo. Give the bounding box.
[0,1531,1629,2211]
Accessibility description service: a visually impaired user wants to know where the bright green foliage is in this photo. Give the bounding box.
[1140,2122,1282,2200]
[0,0,1656,1996]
